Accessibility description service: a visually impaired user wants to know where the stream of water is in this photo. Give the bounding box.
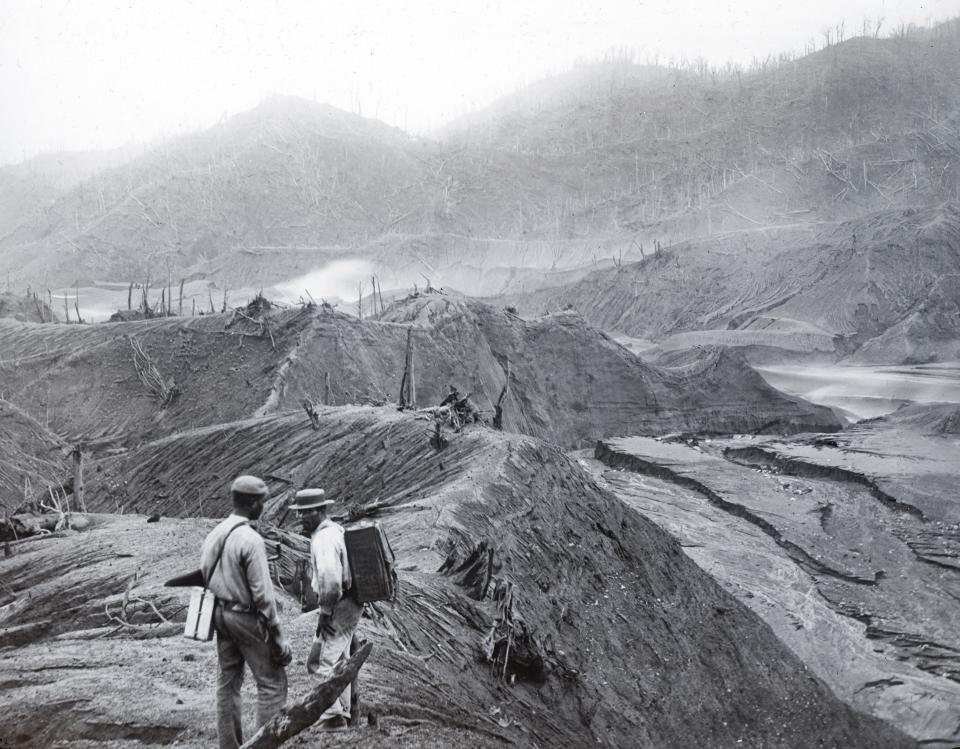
[755,363,960,421]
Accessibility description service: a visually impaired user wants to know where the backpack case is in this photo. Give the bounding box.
[344,521,398,603]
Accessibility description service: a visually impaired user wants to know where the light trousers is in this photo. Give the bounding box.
[307,596,363,720]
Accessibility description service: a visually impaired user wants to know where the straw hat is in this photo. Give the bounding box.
[289,488,334,510]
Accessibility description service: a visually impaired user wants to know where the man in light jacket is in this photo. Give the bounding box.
[291,487,363,730]
[201,475,293,749]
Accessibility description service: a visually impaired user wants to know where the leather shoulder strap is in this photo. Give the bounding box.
[204,521,248,589]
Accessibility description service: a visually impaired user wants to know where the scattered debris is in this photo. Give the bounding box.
[130,336,180,408]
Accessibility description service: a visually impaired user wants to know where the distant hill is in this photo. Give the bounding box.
[497,203,960,364]
[0,143,150,246]
[0,21,957,357]
[447,21,960,237]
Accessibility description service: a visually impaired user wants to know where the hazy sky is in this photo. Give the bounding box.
[1,0,957,165]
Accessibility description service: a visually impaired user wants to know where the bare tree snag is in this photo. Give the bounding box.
[407,330,415,408]
[399,327,416,409]
[323,371,331,406]
[494,359,511,431]
[72,446,86,512]
[127,282,133,311]
[239,642,373,749]
[179,278,184,316]
[301,399,320,430]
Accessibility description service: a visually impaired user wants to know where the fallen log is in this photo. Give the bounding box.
[0,619,51,647]
[239,641,373,748]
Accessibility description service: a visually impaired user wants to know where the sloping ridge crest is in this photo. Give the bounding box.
[0,406,914,748]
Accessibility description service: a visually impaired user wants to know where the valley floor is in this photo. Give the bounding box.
[587,409,960,747]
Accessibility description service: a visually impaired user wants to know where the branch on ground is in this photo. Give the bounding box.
[239,641,373,748]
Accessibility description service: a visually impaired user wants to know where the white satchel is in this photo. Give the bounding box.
[184,587,216,641]
[183,521,248,641]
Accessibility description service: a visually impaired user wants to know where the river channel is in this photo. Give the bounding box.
[755,362,960,421]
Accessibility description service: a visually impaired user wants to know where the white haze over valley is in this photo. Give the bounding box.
[1,0,957,165]
[270,259,376,306]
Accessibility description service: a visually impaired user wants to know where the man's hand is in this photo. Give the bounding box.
[317,590,340,612]
[269,627,294,667]
[273,638,293,667]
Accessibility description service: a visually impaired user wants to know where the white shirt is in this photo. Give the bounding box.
[310,518,352,614]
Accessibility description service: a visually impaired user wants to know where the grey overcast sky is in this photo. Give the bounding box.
[0,0,957,165]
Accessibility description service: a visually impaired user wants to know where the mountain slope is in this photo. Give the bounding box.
[448,23,960,237]
[1,23,958,299]
[0,407,913,748]
[496,203,960,364]
[0,295,839,464]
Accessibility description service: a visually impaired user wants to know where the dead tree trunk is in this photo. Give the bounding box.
[323,371,331,406]
[127,282,133,311]
[72,446,86,512]
[179,279,185,316]
[301,399,320,430]
[399,327,416,408]
[407,330,416,408]
[239,642,372,749]
[493,359,510,430]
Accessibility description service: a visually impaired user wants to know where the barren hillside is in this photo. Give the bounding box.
[449,22,960,237]
[0,400,67,514]
[497,203,960,364]
[1,22,957,313]
[0,407,912,748]
[0,295,838,467]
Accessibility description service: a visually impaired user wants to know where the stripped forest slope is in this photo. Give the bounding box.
[0,295,838,470]
[499,203,960,364]
[0,407,912,748]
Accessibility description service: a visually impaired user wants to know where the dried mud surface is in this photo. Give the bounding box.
[593,405,960,746]
[0,408,912,749]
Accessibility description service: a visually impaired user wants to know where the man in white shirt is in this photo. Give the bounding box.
[291,488,363,730]
[200,475,293,749]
